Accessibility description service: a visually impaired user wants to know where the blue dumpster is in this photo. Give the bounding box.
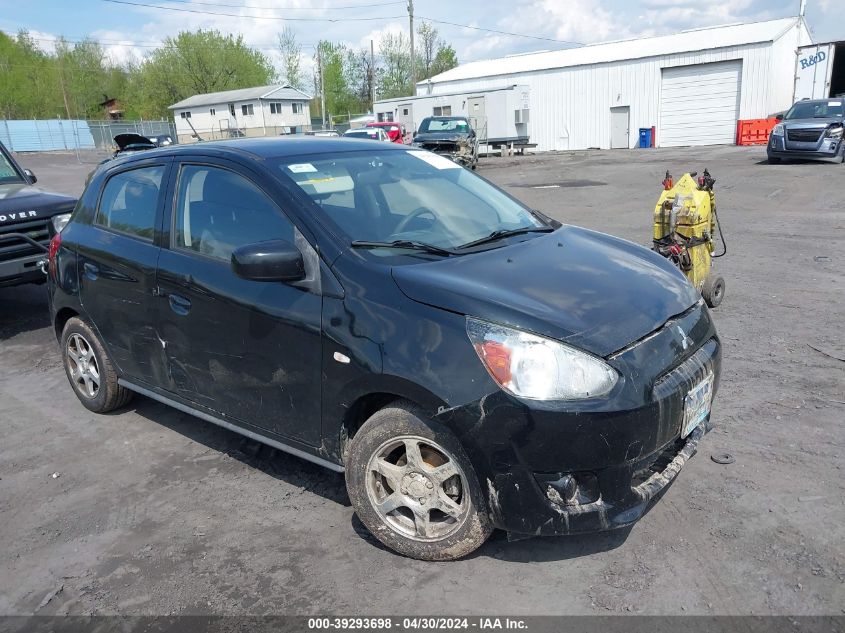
[638,128,652,148]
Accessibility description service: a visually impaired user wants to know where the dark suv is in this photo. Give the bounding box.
[48,138,720,560]
[0,141,77,287]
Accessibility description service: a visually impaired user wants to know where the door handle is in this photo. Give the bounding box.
[83,262,99,280]
[168,293,191,316]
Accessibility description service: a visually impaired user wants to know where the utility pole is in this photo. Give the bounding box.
[370,39,376,111]
[408,0,416,95]
[318,46,327,129]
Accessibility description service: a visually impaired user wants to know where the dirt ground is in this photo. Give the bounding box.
[1,146,843,616]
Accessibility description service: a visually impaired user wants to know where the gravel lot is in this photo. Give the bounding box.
[1,146,843,616]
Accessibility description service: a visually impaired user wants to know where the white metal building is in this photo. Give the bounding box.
[418,18,812,151]
[169,85,312,143]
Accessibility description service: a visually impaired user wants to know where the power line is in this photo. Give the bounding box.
[162,0,406,10]
[21,33,321,50]
[101,0,404,21]
[419,16,584,46]
[99,0,585,45]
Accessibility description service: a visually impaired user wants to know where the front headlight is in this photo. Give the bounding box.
[772,123,784,136]
[466,317,618,401]
[51,212,72,233]
[825,125,843,139]
[411,141,422,147]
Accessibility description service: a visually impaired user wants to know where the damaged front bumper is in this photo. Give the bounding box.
[417,140,477,166]
[491,422,709,537]
[437,302,721,538]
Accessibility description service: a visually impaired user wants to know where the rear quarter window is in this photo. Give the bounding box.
[95,166,164,241]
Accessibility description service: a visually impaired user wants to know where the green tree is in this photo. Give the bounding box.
[416,22,458,81]
[431,44,458,78]
[377,32,412,99]
[314,40,366,120]
[131,30,276,118]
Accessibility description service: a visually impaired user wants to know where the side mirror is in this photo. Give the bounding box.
[775,113,784,121]
[231,239,305,282]
[24,168,37,184]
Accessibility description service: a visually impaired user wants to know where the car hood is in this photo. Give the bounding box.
[414,132,470,143]
[0,183,76,219]
[782,117,843,128]
[114,133,156,149]
[391,226,700,357]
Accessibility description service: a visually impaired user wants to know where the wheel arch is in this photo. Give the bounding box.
[332,375,449,463]
[54,307,79,341]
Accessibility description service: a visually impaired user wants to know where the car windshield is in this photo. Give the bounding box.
[785,100,844,119]
[419,118,470,133]
[276,150,545,252]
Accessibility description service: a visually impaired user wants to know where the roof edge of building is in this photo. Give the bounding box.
[423,16,801,86]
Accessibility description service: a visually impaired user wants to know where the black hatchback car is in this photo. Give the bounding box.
[48,137,720,560]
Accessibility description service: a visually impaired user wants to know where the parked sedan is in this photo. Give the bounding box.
[48,138,720,560]
[366,121,406,143]
[767,99,844,163]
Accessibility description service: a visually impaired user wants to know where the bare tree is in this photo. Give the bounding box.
[417,21,437,80]
[278,26,303,89]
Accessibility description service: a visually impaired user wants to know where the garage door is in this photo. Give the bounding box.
[659,61,742,147]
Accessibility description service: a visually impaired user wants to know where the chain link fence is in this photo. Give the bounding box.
[1,119,177,163]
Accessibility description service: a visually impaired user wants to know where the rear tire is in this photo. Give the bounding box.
[767,156,781,164]
[345,402,493,560]
[702,275,725,308]
[61,317,133,413]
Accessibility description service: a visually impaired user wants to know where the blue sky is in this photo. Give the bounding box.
[0,0,842,79]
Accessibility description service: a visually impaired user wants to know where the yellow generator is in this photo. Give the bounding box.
[652,169,726,308]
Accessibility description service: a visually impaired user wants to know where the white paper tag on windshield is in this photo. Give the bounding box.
[829,101,842,106]
[407,150,462,170]
[288,163,318,173]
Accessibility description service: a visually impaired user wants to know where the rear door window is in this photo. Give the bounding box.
[96,166,164,241]
[173,164,295,262]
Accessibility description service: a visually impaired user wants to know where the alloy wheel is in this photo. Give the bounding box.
[66,333,101,399]
[365,435,470,542]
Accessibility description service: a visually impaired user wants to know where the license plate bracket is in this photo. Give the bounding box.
[682,372,714,437]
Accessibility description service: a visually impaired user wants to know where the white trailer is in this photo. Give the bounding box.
[374,85,531,146]
[794,41,845,101]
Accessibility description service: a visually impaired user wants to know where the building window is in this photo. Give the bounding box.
[403,108,409,115]
[270,102,283,114]
[180,111,191,119]
[209,107,216,116]
[292,102,302,114]
[433,105,452,116]
[229,103,236,117]
[241,104,254,116]
[385,112,394,122]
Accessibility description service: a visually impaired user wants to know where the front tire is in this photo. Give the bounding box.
[61,317,133,413]
[345,402,493,560]
[767,155,781,164]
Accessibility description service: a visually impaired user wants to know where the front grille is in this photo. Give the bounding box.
[653,338,718,401]
[787,129,823,142]
[0,217,50,263]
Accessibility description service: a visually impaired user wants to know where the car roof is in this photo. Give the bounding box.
[109,136,409,164]
[421,116,468,121]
